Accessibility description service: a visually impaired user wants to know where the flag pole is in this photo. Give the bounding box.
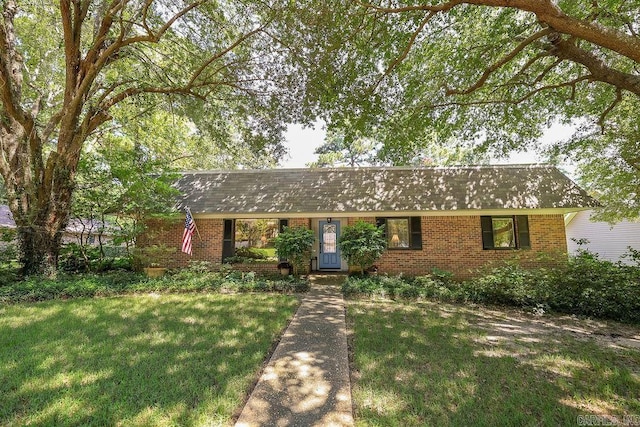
[185,206,202,241]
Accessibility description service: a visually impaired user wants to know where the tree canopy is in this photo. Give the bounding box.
[0,0,305,274]
[287,0,639,219]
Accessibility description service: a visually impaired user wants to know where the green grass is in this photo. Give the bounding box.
[348,300,640,426]
[0,293,298,426]
[252,248,277,260]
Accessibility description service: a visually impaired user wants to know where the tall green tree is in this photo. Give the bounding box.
[0,0,301,275]
[308,130,379,167]
[285,1,639,217]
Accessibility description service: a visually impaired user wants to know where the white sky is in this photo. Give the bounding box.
[281,122,326,168]
[281,121,575,171]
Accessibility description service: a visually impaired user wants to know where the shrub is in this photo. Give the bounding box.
[548,250,640,322]
[342,253,640,324]
[235,247,268,260]
[273,226,315,276]
[58,243,133,273]
[0,268,310,304]
[468,261,551,307]
[338,220,386,274]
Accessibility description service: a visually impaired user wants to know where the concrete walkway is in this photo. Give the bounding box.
[235,275,354,427]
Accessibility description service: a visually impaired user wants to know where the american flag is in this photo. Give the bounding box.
[181,210,196,255]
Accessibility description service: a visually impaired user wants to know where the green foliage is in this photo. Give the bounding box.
[0,268,309,305]
[273,226,315,276]
[338,220,387,274]
[0,229,19,285]
[224,247,274,264]
[549,249,640,321]
[283,1,639,217]
[133,244,177,268]
[554,99,640,221]
[58,243,132,274]
[343,251,640,323]
[343,271,452,300]
[0,229,17,264]
[309,130,379,167]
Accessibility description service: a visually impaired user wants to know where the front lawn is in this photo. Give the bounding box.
[348,300,640,426]
[0,293,298,426]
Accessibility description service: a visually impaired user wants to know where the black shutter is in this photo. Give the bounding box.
[410,216,422,250]
[516,215,530,249]
[481,216,494,249]
[376,218,387,239]
[222,219,235,261]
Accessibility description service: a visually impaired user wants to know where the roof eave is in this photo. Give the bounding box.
[191,206,594,219]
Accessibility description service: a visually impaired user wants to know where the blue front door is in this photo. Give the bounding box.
[319,220,341,269]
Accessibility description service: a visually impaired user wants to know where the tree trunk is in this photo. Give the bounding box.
[2,153,75,276]
[16,221,64,277]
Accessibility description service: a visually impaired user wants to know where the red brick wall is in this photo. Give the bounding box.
[138,218,224,268]
[289,218,311,228]
[138,217,313,272]
[369,215,567,279]
[140,214,567,277]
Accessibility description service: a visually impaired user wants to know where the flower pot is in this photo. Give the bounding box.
[144,267,167,278]
[279,267,290,276]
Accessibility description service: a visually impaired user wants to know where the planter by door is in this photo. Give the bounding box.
[319,220,341,269]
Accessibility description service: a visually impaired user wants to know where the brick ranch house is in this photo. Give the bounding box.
[138,165,598,278]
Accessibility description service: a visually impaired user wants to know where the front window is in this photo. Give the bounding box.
[481,215,530,250]
[234,219,279,260]
[492,217,516,248]
[387,218,410,248]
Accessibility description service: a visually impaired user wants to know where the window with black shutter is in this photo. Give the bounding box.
[481,215,530,250]
[376,216,422,250]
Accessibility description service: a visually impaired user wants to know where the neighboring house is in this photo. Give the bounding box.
[565,210,640,264]
[0,205,115,246]
[0,205,13,230]
[138,165,597,278]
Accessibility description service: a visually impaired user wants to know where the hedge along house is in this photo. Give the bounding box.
[138,165,598,278]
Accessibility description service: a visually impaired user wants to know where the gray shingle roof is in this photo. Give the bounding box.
[0,205,14,228]
[0,205,114,234]
[174,165,598,216]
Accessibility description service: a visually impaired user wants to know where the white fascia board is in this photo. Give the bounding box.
[191,207,593,220]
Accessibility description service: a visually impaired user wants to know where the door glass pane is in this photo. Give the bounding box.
[323,224,337,253]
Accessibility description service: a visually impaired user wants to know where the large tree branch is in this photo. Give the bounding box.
[549,35,640,96]
[446,28,553,96]
[598,88,622,130]
[0,0,28,126]
[362,0,640,64]
[187,25,264,88]
[427,75,594,109]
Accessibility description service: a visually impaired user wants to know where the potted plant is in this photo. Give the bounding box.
[277,261,292,276]
[273,226,315,276]
[136,244,176,278]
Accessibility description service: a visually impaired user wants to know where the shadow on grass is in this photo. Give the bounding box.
[348,301,640,427]
[0,294,298,426]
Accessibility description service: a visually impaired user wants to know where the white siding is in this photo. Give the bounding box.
[566,210,640,264]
